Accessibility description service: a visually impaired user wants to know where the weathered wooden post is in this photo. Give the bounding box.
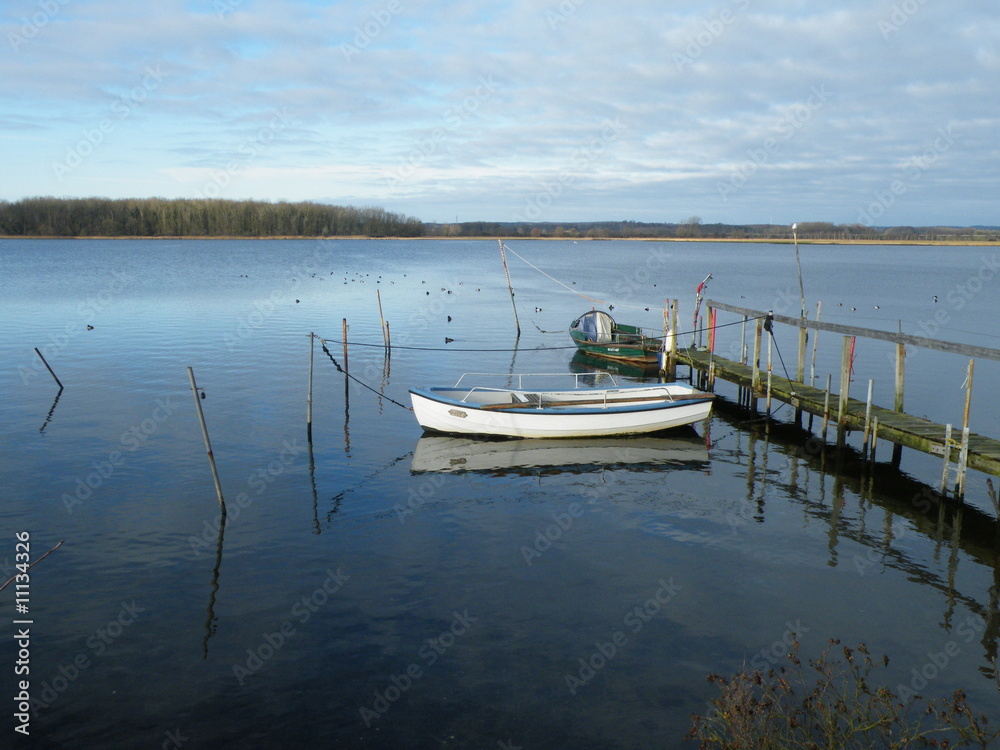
[751,319,763,392]
[957,359,975,496]
[668,299,679,380]
[766,328,773,414]
[341,318,349,371]
[941,424,954,493]
[822,373,832,442]
[307,332,314,443]
[894,342,906,413]
[797,324,807,384]
[809,301,822,386]
[862,378,874,455]
[838,336,853,424]
[740,315,748,365]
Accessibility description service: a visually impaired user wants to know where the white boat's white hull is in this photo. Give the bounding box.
[409,386,713,439]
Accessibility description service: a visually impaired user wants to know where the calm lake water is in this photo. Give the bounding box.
[1,238,999,748]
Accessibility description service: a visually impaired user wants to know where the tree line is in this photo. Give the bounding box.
[426,220,1000,242]
[0,197,424,237]
[1,198,995,242]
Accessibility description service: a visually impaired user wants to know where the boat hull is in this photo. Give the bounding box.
[409,386,713,439]
[569,311,662,365]
[570,332,661,365]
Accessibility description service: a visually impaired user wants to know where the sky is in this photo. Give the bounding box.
[1,0,997,226]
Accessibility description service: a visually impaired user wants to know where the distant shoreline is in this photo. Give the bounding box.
[0,235,996,246]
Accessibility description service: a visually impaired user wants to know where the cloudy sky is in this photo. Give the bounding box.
[1,0,996,225]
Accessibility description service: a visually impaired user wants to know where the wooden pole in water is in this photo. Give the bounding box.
[941,423,954,493]
[34,347,64,389]
[822,374,832,442]
[751,319,763,393]
[839,336,852,424]
[307,333,314,443]
[668,299,679,380]
[961,359,974,434]
[862,378,873,455]
[740,315,748,365]
[809,301,822,386]
[498,239,521,337]
[766,330,773,414]
[341,318,349,371]
[792,223,806,320]
[187,367,225,510]
[376,289,388,349]
[894,342,906,413]
[957,359,974,496]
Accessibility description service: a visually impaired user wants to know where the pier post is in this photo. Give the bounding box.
[668,299,679,380]
[941,424,954,494]
[957,427,970,497]
[766,332,773,415]
[862,379,873,455]
[894,342,906,413]
[809,301,822,386]
[751,319,762,391]
[822,374,832,442]
[797,323,807,383]
[740,315,748,365]
[839,336,852,424]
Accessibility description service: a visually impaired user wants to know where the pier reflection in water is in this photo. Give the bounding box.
[714,408,1000,680]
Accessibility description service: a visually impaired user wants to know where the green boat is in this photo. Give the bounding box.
[569,310,663,366]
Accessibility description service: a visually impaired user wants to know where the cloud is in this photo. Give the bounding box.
[0,0,995,225]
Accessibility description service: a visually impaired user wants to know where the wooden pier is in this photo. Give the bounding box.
[666,299,1000,494]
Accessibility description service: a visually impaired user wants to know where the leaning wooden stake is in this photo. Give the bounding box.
[376,289,389,349]
[307,333,315,443]
[34,347,64,389]
[187,367,226,511]
[498,239,521,336]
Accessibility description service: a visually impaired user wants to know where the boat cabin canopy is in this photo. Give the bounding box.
[574,310,615,343]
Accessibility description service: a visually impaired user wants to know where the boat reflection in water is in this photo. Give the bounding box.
[568,349,661,380]
[411,431,709,476]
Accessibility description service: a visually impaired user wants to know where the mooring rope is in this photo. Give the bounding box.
[318,314,771,354]
[501,243,660,311]
[319,340,412,411]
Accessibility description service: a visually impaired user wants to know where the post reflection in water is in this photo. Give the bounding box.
[727,409,1000,677]
[202,503,226,659]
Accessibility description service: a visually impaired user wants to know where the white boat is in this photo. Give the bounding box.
[408,373,714,439]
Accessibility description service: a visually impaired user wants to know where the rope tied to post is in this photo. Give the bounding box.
[319,338,413,411]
